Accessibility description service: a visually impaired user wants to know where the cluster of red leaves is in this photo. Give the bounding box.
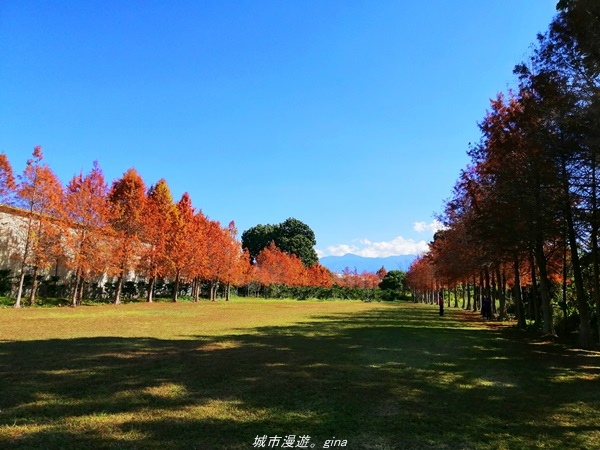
[250,242,334,288]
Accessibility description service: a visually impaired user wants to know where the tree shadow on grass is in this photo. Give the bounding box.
[1,305,599,449]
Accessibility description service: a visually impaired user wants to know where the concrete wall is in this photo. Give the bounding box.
[0,204,70,280]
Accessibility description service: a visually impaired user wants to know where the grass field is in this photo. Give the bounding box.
[1,299,599,449]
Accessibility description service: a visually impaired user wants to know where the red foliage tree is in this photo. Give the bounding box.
[219,221,246,300]
[406,255,436,303]
[256,242,305,288]
[165,192,196,302]
[305,263,334,288]
[139,179,175,302]
[0,153,15,204]
[13,147,64,307]
[108,168,147,304]
[63,161,112,306]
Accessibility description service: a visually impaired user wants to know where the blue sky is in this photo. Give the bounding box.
[0,1,558,258]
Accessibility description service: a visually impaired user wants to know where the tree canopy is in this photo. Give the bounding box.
[379,270,406,292]
[241,217,318,266]
[407,0,600,349]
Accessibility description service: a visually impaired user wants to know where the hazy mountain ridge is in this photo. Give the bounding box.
[319,254,416,274]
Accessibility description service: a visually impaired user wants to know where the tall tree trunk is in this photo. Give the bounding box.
[114,271,124,305]
[212,280,219,301]
[495,265,507,320]
[466,281,471,310]
[484,267,491,304]
[513,253,526,329]
[77,277,89,305]
[556,155,593,346]
[533,241,555,336]
[172,269,180,302]
[472,276,478,311]
[561,243,569,336]
[477,271,485,311]
[14,215,34,308]
[29,266,39,306]
[192,277,199,302]
[77,276,85,305]
[588,160,600,347]
[71,268,80,307]
[197,278,202,301]
[14,269,26,308]
[490,266,497,315]
[147,276,155,303]
[564,194,594,348]
[528,251,539,328]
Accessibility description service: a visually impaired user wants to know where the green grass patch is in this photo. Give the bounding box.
[1,300,599,449]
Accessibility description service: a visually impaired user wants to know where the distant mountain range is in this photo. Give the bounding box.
[319,254,416,274]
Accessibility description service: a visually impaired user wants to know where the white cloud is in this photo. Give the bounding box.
[318,236,429,258]
[317,220,445,258]
[413,219,444,234]
[323,244,361,257]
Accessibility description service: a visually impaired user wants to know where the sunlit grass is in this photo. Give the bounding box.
[0,298,385,340]
[1,299,599,449]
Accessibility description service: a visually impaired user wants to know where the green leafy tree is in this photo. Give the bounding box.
[242,218,318,266]
[275,218,318,266]
[241,224,276,264]
[378,270,406,300]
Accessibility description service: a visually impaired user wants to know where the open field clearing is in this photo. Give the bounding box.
[1,300,599,449]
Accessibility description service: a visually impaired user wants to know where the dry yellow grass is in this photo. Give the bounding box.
[0,299,391,340]
[1,300,598,449]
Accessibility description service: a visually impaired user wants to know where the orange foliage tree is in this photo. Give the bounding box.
[2,150,348,303]
[0,153,15,204]
[13,147,64,308]
[108,168,147,304]
[406,255,436,303]
[63,162,112,306]
[184,211,209,302]
[256,242,305,288]
[305,263,334,288]
[139,179,175,302]
[217,221,247,301]
[201,219,248,301]
[253,242,334,298]
[165,193,196,302]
